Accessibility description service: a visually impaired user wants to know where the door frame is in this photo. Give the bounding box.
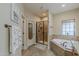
[36,21,48,45]
[36,21,44,45]
[22,20,24,49]
[21,16,26,54]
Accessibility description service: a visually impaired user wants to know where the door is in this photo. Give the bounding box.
[36,21,48,45]
[44,20,48,44]
[36,21,44,44]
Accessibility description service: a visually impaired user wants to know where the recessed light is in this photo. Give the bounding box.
[42,13,46,16]
[62,4,66,7]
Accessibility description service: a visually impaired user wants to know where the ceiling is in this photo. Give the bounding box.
[23,3,79,17]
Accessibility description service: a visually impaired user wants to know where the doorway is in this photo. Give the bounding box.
[36,20,48,45]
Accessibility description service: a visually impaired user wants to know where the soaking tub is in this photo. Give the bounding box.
[50,39,79,56]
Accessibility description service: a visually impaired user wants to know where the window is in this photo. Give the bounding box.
[62,20,75,35]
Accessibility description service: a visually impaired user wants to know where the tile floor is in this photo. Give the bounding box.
[22,43,55,56]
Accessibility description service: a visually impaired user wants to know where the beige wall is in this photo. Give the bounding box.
[48,11,54,49]
[48,12,54,36]
[53,8,79,36]
[0,4,11,55]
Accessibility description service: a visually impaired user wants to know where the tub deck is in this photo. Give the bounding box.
[50,39,79,56]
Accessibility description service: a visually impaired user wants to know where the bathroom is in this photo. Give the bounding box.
[0,3,79,56]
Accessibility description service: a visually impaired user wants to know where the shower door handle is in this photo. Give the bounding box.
[5,24,12,54]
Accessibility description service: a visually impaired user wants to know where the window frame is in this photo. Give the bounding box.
[61,19,75,36]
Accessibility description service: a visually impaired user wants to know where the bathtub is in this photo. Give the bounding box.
[50,39,79,56]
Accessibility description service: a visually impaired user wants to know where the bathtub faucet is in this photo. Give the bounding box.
[62,42,67,47]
